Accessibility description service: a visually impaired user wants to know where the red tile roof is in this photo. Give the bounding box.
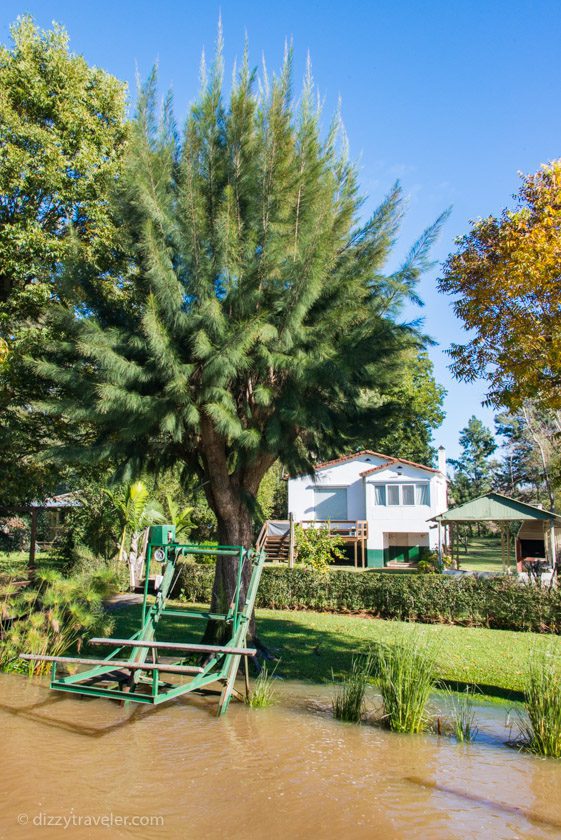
[290,450,440,478]
[360,456,440,476]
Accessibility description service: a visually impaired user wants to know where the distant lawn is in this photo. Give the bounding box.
[0,550,61,582]
[109,601,559,699]
[456,536,510,573]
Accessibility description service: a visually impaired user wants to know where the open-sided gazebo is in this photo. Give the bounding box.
[430,491,561,572]
[0,492,81,576]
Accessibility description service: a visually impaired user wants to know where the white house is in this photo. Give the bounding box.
[287,449,448,567]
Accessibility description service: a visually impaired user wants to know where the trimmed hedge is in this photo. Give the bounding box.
[176,563,561,633]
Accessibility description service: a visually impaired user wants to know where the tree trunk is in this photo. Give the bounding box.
[131,528,149,590]
[28,507,38,582]
[128,532,139,590]
[200,503,261,648]
[197,416,276,658]
[522,403,555,510]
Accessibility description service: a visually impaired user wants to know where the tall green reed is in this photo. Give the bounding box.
[519,647,561,758]
[246,663,278,709]
[374,632,437,733]
[447,686,479,742]
[332,653,373,723]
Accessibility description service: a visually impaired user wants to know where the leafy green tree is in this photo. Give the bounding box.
[33,45,446,643]
[0,16,127,305]
[494,403,561,510]
[256,463,288,526]
[449,416,497,505]
[0,16,127,508]
[372,351,446,465]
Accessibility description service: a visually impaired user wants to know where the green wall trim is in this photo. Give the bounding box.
[367,545,423,567]
[366,549,385,568]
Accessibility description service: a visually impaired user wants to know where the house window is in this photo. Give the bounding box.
[402,485,415,506]
[314,487,348,520]
[387,485,400,506]
[373,483,430,507]
[374,485,386,506]
[416,484,430,505]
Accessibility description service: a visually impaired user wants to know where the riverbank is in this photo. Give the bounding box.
[109,601,560,701]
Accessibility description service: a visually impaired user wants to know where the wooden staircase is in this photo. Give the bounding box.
[256,521,291,563]
[262,533,290,563]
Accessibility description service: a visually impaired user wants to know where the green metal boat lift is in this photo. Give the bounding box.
[21,525,266,717]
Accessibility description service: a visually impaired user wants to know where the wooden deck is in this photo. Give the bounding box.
[257,519,368,568]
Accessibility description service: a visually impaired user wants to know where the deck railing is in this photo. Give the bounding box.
[258,519,368,568]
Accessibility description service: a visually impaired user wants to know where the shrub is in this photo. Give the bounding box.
[176,564,561,633]
[294,524,345,572]
[0,565,120,675]
[0,516,29,552]
[332,653,373,722]
[374,632,437,733]
[518,647,561,757]
[417,549,441,574]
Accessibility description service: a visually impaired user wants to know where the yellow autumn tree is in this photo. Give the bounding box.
[440,161,561,409]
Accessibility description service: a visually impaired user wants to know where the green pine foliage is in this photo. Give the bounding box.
[449,416,498,505]
[32,35,447,550]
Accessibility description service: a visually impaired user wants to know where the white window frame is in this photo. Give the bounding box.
[372,482,430,507]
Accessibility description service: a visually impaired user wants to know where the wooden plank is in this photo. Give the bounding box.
[19,654,203,675]
[89,638,257,657]
[217,653,242,717]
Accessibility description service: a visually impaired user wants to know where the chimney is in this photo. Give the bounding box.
[438,445,446,476]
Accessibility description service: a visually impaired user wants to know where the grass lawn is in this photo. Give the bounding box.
[109,601,560,700]
[457,536,509,573]
[0,550,61,582]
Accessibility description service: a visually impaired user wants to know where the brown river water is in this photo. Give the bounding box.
[2,673,561,840]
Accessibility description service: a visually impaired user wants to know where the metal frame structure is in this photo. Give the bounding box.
[21,525,266,717]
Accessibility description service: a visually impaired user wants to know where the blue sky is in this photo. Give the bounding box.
[3,0,561,458]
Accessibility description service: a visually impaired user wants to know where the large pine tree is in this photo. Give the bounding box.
[34,42,445,644]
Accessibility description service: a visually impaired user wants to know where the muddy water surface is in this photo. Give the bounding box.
[2,673,561,839]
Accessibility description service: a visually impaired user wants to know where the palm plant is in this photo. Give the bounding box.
[163,494,194,542]
[104,481,164,588]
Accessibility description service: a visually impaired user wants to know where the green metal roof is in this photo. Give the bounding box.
[431,492,560,523]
